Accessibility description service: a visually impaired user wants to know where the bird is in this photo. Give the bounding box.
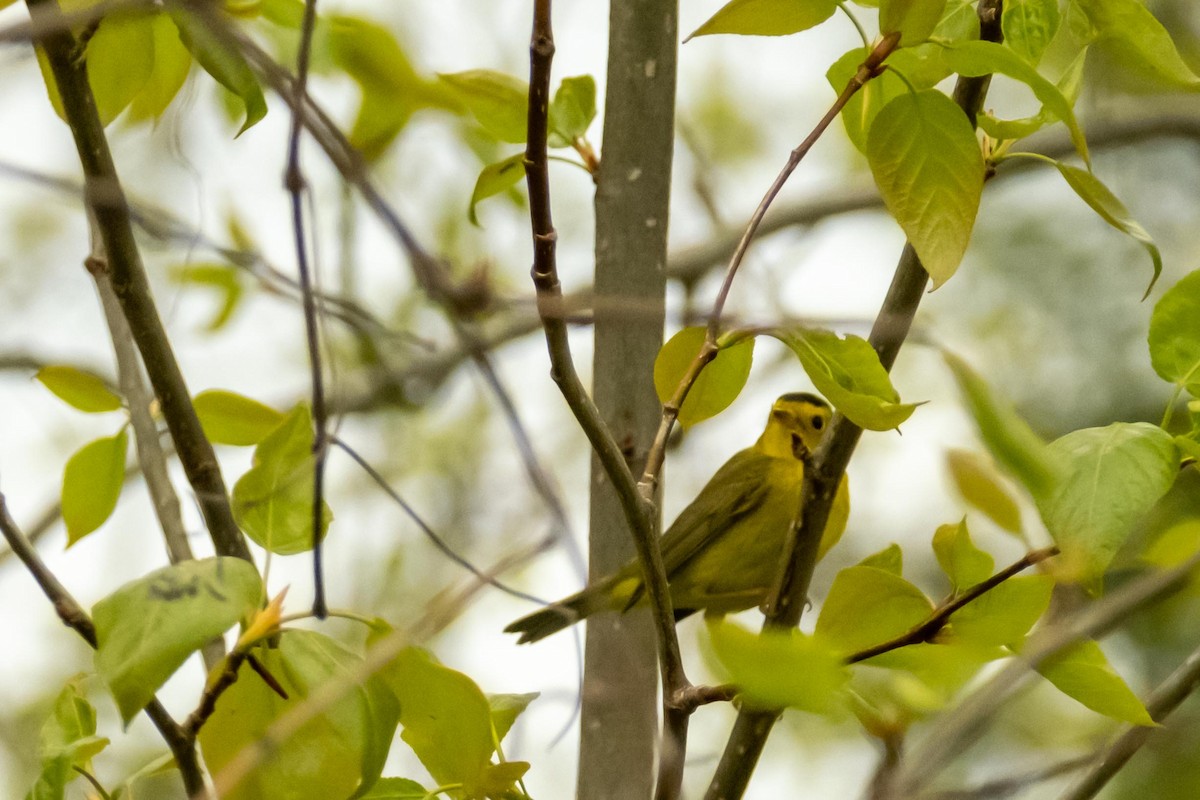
[505,392,849,643]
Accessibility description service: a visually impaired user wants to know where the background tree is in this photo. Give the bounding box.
[2,1,1200,799]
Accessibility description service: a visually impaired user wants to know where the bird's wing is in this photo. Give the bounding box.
[658,449,774,576]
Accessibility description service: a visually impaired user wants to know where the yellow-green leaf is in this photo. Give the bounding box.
[932,518,994,591]
[36,365,121,413]
[685,0,837,41]
[858,543,904,576]
[653,327,754,429]
[781,327,917,431]
[169,262,246,331]
[946,449,1023,533]
[1037,639,1154,725]
[194,389,284,447]
[1051,161,1161,299]
[816,566,934,655]
[232,403,331,554]
[1149,270,1200,396]
[548,74,596,147]
[866,89,984,288]
[947,575,1054,647]
[879,0,948,46]
[93,558,261,724]
[438,70,528,144]
[707,618,848,713]
[62,431,128,546]
[126,13,193,122]
[468,153,526,226]
[1075,0,1200,91]
[1002,0,1060,65]
[170,7,267,134]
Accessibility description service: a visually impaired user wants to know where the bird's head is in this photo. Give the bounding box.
[758,393,832,460]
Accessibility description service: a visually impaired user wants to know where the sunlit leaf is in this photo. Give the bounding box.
[169,262,246,331]
[468,153,526,226]
[879,0,947,46]
[62,430,128,546]
[932,518,994,591]
[685,0,837,41]
[1074,0,1200,91]
[866,90,984,288]
[438,70,528,144]
[653,327,754,429]
[548,74,596,147]
[1038,423,1177,582]
[93,558,261,724]
[199,630,400,800]
[1002,0,1060,65]
[489,693,539,744]
[946,449,1023,533]
[126,13,193,122]
[707,618,848,713]
[170,7,267,134]
[232,403,332,554]
[858,543,903,575]
[1050,161,1161,299]
[1037,639,1154,725]
[194,389,284,447]
[946,575,1054,647]
[944,351,1064,500]
[816,566,934,655]
[781,327,917,431]
[36,365,121,413]
[1149,270,1200,397]
[358,778,429,799]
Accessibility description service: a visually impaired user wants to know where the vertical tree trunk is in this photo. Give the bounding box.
[579,1,678,798]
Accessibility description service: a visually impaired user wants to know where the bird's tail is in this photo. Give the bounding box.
[504,581,617,644]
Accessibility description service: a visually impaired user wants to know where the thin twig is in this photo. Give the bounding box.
[848,546,1060,665]
[330,436,544,604]
[704,5,1003,798]
[281,0,330,618]
[0,491,207,798]
[27,0,252,564]
[925,755,1094,800]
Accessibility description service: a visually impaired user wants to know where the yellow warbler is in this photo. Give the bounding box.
[506,393,849,643]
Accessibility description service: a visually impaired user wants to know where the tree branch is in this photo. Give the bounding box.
[27,0,251,563]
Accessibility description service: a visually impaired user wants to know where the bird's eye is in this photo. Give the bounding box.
[811,415,824,430]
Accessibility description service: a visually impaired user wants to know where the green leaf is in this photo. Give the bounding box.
[358,778,429,799]
[372,644,498,796]
[170,7,267,134]
[25,675,110,800]
[437,70,528,144]
[84,11,156,125]
[858,543,904,575]
[1074,0,1200,91]
[169,262,247,331]
[976,48,1086,143]
[780,327,917,431]
[827,45,951,154]
[879,0,948,46]
[932,0,980,42]
[93,557,260,724]
[488,693,539,744]
[707,619,848,712]
[866,89,984,288]
[36,365,122,413]
[468,153,526,226]
[199,630,400,800]
[1037,639,1154,725]
[194,389,284,447]
[1049,161,1161,299]
[932,518,995,591]
[1038,423,1178,582]
[685,0,837,41]
[937,40,1090,166]
[653,327,754,429]
[62,430,128,546]
[1002,0,1060,65]
[858,642,1002,701]
[947,575,1054,647]
[548,74,596,147]
[329,16,457,161]
[1149,270,1200,396]
[946,449,1023,533]
[126,13,193,122]
[232,403,332,554]
[815,566,934,655]
[944,351,1064,500]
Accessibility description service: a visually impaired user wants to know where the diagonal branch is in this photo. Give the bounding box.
[27,0,251,563]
